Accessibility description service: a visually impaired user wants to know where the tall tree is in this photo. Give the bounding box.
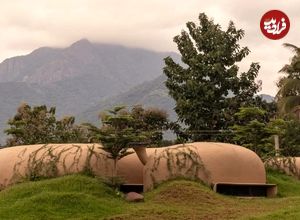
[231,107,273,157]
[279,119,300,156]
[164,13,261,141]
[5,103,86,146]
[276,43,300,117]
[5,103,57,145]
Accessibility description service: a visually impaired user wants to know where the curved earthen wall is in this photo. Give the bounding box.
[266,157,300,178]
[0,142,267,191]
[143,142,266,191]
[0,144,113,188]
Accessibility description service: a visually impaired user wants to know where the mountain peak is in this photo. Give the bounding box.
[70,39,92,48]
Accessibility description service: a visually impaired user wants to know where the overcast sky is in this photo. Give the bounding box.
[1,0,300,96]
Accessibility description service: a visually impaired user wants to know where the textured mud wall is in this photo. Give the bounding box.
[266,157,300,178]
[0,142,267,191]
[144,142,266,191]
[0,144,113,189]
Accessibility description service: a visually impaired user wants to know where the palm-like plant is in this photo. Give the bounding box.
[276,43,300,117]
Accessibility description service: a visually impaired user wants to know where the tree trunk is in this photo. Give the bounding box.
[112,159,117,186]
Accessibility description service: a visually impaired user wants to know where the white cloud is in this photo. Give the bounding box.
[0,0,299,95]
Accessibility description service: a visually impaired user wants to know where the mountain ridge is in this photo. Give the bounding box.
[0,39,179,144]
[0,39,274,145]
[77,74,275,125]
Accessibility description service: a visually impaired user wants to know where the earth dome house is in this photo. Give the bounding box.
[0,142,277,197]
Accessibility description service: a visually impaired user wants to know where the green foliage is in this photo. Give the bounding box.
[234,107,266,121]
[5,103,87,146]
[54,116,87,143]
[164,13,261,141]
[277,78,300,116]
[90,106,136,162]
[5,103,56,145]
[231,107,273,157]
[276,43,300,116]
[280,43,300,78]
[279,120,300,157]
[265,117,300,156]
[130,105,169,143]
[86,105,169,159]
[85,105,169,187]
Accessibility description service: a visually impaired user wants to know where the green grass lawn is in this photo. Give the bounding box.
[0,170,300,220]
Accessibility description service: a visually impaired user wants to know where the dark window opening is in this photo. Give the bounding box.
[120,184,143,193]
[215,183,276,197]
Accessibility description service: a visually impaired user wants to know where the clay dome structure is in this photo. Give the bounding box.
[0,142,276,197]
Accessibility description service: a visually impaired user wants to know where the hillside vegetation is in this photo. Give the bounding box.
[0,171,300,220]
[0,40,179,144]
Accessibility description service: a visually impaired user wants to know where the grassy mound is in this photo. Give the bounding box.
[267,169,300,197]
[0,175,126,220]
[0,171,300,219]
[148,180,226,205]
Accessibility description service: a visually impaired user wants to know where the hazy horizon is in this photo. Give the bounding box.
[1,0,300,95]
